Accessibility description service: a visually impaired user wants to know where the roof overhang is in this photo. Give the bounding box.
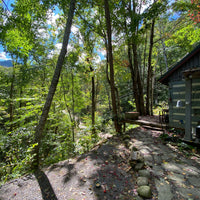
[158,44,200,85]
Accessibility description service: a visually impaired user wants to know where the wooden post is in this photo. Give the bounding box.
[184,77,192,141]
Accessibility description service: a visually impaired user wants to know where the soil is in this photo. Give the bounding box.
[1,116,200,200]
[0,134,139,200]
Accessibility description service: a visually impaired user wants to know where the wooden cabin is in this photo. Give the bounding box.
[159,44,200,141]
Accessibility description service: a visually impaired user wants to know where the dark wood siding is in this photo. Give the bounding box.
[192,79,200,126]
[169,80,185,129]
[168,51,200,129]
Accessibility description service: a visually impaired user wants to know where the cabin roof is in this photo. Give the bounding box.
[158,44,200,85]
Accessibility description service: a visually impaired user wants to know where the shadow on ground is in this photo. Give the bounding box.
[45,134,138,200]
[34,169,58,200]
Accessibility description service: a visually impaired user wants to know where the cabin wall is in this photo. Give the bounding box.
[167,51,200,130]
[168,78,200,130]
[169,80,185,129]
[192,79,200,128]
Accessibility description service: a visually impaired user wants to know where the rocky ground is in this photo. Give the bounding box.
[1,125,200,200]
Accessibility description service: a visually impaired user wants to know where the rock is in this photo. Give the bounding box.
[124,139,130,147]
[135,196,143,200]
[135,162,145,171]
[138,170,151,178]
[123,134,131,141]
[155,178,173,200]
[137,177,149,186]
[137,186,152,198]
[167,173,185,186]
[129,144,138,152]
[129,151,144,162]
[188,176,200,187]
[129,160,137,168]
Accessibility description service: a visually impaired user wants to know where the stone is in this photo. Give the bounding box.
[188,176,200,187]
[152,165,165,177]
[137,177,149,186]
[137,186,152,198]
[135,162,145,171]
[129,151,144,162]
[162,163,183,174]
[167,173,185,186]
[123,134,131,141]
[129,144,138,152]
[154,154,162,164]
[138,170,151,178]
[135,196,143,200]
[155,178,173,200]
[139,148,150,155]
[183,166,200,176]
[124,139,130,146]
[129,160,137,168]
[177,187,200,199]
[143,154,153,162]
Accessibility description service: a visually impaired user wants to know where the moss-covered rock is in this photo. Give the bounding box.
[137,186,152,198]
[137,176,149,186]
[138,170,151,178]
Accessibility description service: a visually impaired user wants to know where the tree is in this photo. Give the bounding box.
[33,0,76,168]
[104,0,121,133]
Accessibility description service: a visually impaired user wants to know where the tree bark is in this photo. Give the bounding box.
[128,0,145,115]
[104,0,121,133]
[127,41,140,113]
[71,72,75,142]
[90,66,96,137]
[143,32,148,86]
[146,19,155,115]
[158,23,168,71]
[61,74,74,136]
[32,0,76,168]
[9,62,15,131]
[132,43,145,115]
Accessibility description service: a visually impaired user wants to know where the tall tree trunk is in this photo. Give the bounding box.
[104,0,121,133]
[150,71,155,115]
[32,0,76,168]
[159,23,168,71]
[9,61,15,131]
[143,32,148,86]
[132,43,145,115]
[127,41,140,113]
[90,66,96,137]
[129,0,145,115]
[71,72,75,142]
[105,38,120,115]
[146,19,155,115]
[61,74,74,135]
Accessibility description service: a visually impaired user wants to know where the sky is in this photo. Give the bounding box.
[0,0,13,61]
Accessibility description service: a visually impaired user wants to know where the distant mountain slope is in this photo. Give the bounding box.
[0,60,12,67]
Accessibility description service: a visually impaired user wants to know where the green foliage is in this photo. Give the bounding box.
[0,127,36,184]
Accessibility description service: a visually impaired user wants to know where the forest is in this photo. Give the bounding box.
[0,0,200,184]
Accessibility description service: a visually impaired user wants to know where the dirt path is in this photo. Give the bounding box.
[0,134,138,200]
[1,127,200,200]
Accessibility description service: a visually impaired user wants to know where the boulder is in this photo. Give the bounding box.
[129,151,144,162]
[135,162,145,171]
[122,134,131,141]
[137,186,152,198]
[137,177,149,186]
[129,144,138,152]
[138,170,151,178]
